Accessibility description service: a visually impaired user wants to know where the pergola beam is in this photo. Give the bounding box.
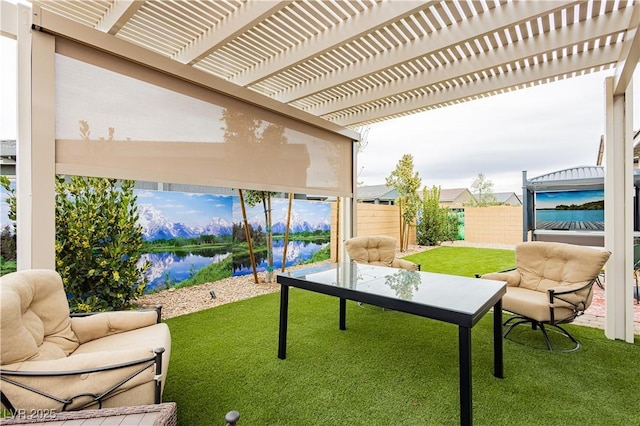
[173,1,291,65]
[307,9,630,117]
[276,0,576,104]
[95,0,144,35]
[229,1,432,87]
[613,2,640,95]
[335,46,620,127]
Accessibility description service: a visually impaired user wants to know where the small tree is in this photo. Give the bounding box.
[386,154,421,251]
[355,125,370,186]
[467,173,497,206]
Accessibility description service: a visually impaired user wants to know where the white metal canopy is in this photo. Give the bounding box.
[25,0,640,128]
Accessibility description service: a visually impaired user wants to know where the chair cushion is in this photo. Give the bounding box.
[70,310,160,344]
[345,235,398,266]
[516,242,610,293]
[1,270,79,365]
[1,348,159,411]
[503,287,574,323]
[72,323,172,397]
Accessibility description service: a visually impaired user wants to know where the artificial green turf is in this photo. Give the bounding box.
[401,246,516,277]
[163,247,638,425]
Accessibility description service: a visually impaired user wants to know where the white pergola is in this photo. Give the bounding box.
[1,0,638,343]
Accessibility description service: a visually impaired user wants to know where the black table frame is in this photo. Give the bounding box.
[277,264,505,426]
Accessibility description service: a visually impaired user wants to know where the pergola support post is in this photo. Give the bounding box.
[604,76,635,343]
[15,4,56,270]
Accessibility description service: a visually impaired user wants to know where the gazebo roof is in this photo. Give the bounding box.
[527,165,640,191]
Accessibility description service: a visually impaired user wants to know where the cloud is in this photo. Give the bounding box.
[358,70,612,194]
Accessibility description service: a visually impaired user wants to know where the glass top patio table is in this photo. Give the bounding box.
[276,261,506,426]
[280,262,504,327]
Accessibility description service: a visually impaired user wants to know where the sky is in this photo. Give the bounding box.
[2,35,639,196]
[358,69,640,195]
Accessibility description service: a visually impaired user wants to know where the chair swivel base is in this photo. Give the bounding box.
[503,315,580,352]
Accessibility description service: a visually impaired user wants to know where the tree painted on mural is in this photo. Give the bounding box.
[221,108,289,282]
[242,190,278,283]
[386,154,421,251]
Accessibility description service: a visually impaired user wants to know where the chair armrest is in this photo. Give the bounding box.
[392,258,419,271]
[1,348,162,376]
[546,280,597,324]
[479,268,521,287]
[70,310,160,344]
[1,348,165,412]
[71,305,162,322]
[548,280,593,296]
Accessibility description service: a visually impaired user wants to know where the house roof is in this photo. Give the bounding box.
[439,188,471,202]
[26,0,639,129]
[356,184,397,201]
[493,192,522,204]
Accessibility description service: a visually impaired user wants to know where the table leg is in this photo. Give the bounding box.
[459,326,472,426]
[493,299,504,378]
[278,285,289,360]
[339,298,346,330]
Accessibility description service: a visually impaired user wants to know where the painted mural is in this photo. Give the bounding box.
[135,190,330,292]
[535,189,604,231]
[0,185,331,292]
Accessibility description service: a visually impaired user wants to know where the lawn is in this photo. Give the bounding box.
[402,245,516,277]
[163,246,638,425]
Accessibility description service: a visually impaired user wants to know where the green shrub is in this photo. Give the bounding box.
[0,177,17,268]
[416,186,458,246]
[55,176,149,312]
[443,211,460,242]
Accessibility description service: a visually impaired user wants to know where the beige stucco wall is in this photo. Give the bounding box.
[329,203,522,261]
[464,206,523,245]
[330,202,416,261]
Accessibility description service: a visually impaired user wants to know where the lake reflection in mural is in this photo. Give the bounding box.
[233,240,329,276]
[141,252,231,292]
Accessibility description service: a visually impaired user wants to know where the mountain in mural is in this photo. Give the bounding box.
[268,211,330,234]
[196,217,233,236]
[137,204,197,240]
[137,204,232,240]
[316,218,331,231]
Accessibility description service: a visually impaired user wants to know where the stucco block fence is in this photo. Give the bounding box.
[329,204,522,261]
[463,205,523,245]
